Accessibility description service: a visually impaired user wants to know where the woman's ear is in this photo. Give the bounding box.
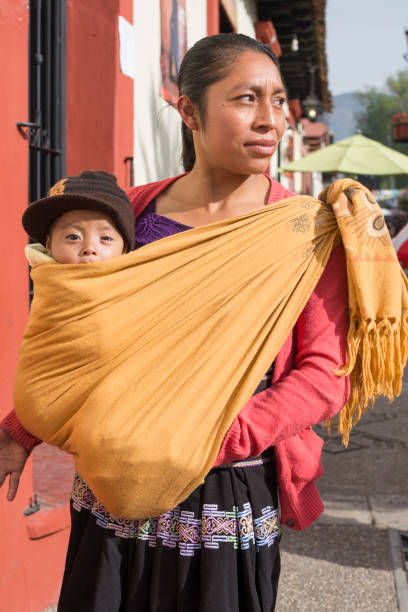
[177,95,200,131]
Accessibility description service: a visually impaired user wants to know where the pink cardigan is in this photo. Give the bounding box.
[2,175,350,530]
[217,243,350,529]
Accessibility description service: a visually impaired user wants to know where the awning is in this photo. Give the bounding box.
[256,0,332,112]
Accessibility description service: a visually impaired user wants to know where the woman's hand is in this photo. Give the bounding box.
[0,428,29,501]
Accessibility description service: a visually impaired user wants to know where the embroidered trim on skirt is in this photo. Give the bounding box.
[58,450,281,612]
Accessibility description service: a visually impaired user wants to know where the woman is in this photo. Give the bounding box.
[0,34,349,611]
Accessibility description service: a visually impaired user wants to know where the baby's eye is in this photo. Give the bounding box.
[66,234,80,240]
[101,236,114,242]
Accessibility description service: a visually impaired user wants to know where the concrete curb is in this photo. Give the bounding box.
[389,529,408,612]
[318,494,408,531]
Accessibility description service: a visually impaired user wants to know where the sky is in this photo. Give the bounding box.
[326,0,408,95]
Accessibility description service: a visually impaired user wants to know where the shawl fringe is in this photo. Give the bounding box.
[330,312,408,445]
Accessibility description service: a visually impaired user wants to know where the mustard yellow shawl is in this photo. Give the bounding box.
[14,179,408,519]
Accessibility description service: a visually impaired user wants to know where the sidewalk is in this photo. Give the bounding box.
[276,381,408,611]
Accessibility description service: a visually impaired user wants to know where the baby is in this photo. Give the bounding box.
[22,170,135,265]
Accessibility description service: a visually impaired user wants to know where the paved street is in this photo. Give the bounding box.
[276,380,408,611]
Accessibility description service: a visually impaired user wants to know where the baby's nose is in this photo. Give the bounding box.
[82,242,97,255]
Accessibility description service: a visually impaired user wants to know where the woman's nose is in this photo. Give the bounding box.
[256,101,277,129]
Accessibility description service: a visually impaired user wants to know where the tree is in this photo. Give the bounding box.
[387,70,408,111]
[354,70,408,188]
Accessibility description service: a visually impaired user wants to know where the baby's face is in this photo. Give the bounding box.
[46,209,125,264]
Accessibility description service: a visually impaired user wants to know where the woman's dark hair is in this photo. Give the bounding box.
[177,33,281,171]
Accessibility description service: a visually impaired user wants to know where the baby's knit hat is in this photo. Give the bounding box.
[22,170,135,251]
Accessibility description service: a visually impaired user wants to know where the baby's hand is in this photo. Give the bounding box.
[0,428,29,501]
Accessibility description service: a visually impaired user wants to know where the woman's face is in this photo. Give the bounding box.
[193,50,287,175]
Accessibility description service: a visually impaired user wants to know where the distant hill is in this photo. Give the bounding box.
[323,92,362,142]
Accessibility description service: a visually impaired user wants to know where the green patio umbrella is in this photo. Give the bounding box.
[282,134,408,175]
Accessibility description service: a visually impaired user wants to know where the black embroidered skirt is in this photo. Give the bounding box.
[58,451,281,612]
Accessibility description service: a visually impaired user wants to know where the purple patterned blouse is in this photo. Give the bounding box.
[135,200,192,247]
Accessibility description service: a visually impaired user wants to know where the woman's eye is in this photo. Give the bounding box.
[237,94,255,102]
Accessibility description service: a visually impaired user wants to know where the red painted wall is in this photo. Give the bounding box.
[115,0,134,188]
[66,0,118,175]
[0,3,32,597]
[1,1,134,609]
[0,3,69,611]
[66,0,134,189]
[0,2,29,421]
[207,0,220,35]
